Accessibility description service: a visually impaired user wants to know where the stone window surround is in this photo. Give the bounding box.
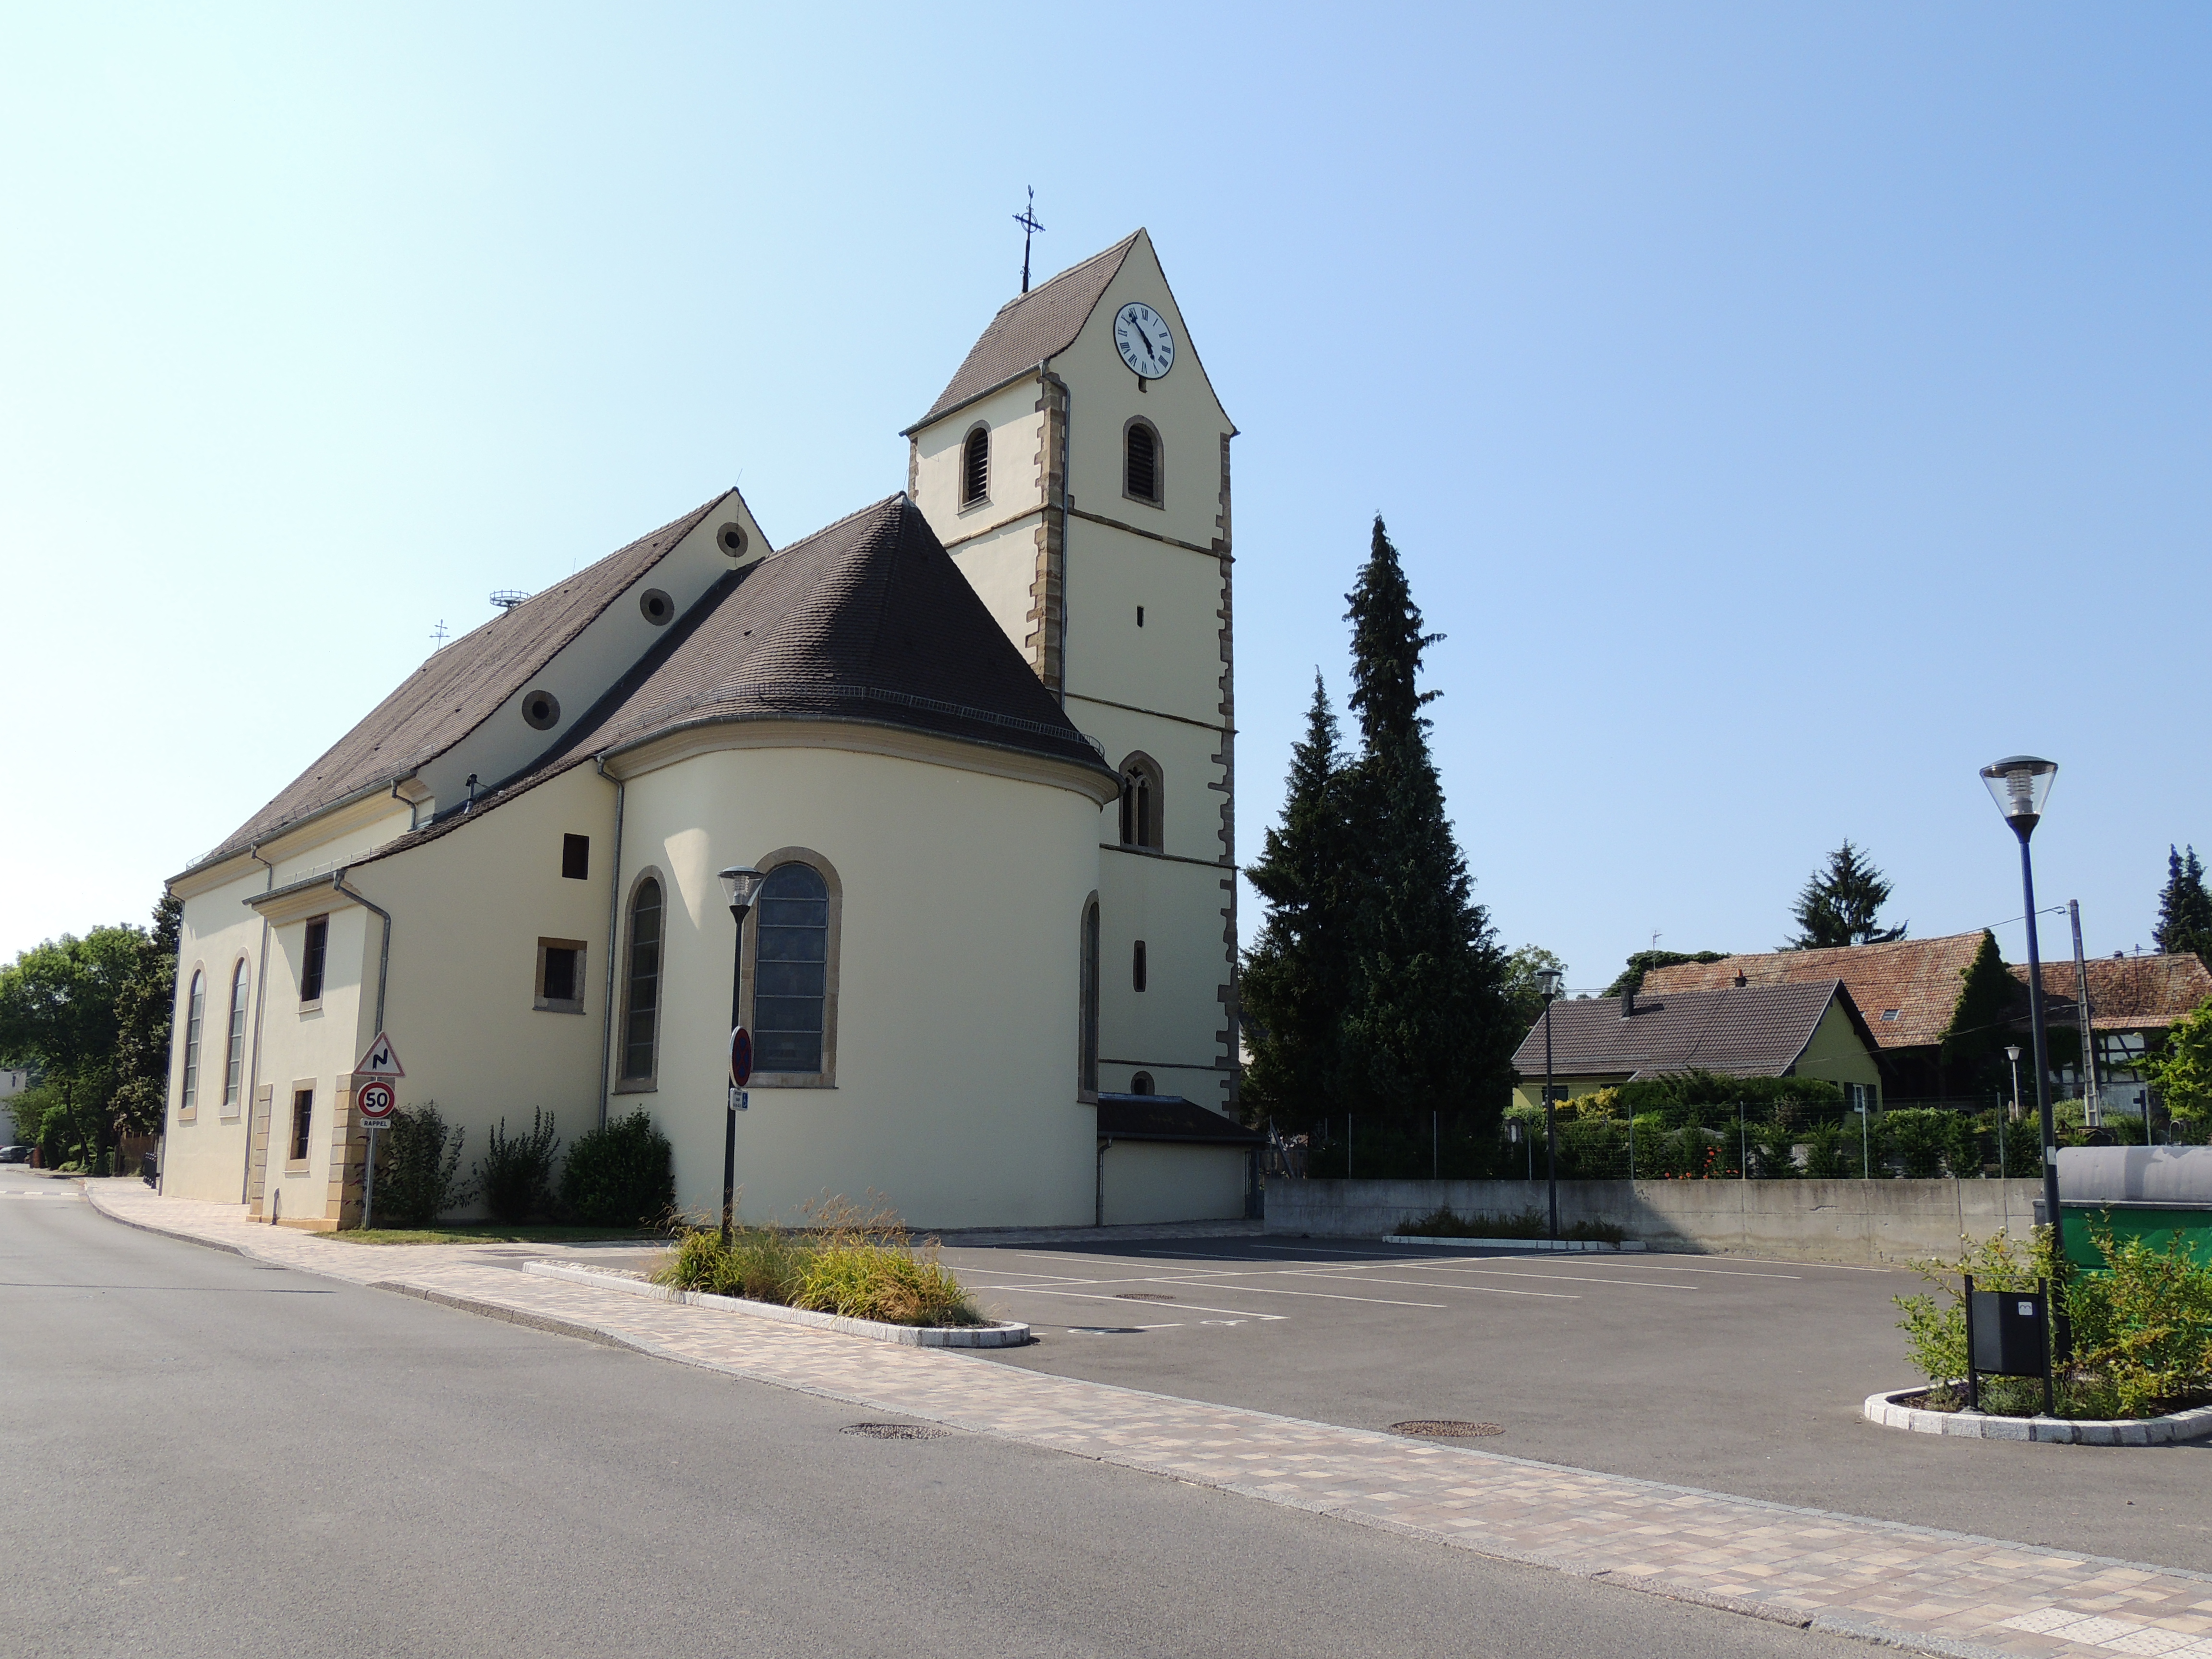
[286,1079,315,1171]
[534,937,588,1014]
[738,847,842,1090]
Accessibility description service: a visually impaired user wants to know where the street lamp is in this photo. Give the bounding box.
[1980,757,2060,1264]
[1539,966,1563,1240]
[716,866,766,1246]
[2004,1043,2022,1175]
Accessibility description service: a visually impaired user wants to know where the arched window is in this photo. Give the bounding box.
[1118,754,1163,852]
[1123,419,1161,506]
[961,424,990,508]
[223,961,248,1111]
[180,970,205,1113]
[754,863,829,1075]
[1079,897,1100,1095]
[619,878,663,1085]
[1130,1070,1155,1096]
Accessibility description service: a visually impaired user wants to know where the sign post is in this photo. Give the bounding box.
[352,1037,404,1232]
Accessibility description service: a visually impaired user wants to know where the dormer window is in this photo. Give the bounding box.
[961,424,990,508]
[1123,419,1161,506]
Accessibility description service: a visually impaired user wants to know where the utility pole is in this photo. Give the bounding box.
[2069,901,2101,1127]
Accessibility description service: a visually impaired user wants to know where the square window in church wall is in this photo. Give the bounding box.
[754,866,828,1074]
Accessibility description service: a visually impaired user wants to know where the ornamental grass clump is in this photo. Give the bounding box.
[653,1196,983,1327]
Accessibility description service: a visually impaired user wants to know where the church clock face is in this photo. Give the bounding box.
[1113,302,1175,380]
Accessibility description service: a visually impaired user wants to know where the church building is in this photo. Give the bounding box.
[158,231,1256,1232]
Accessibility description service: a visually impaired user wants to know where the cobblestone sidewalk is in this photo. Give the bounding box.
[87,1181,2212,1659]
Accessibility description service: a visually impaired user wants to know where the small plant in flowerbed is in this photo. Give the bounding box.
[652,1196,985,1328]
[1397,1205,1626,1245]
[1894,1221,2212,1419]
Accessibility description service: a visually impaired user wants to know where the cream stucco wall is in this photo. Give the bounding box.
[1099,1140,1248,1226]
[1790,1001,1885,1102]
[612,737,1107,1229]
[914,381,1047,541]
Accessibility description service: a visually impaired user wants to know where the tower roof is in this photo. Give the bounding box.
[905,232,1143,431]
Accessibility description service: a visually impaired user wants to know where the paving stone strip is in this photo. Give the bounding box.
[85,1182,2212,1659]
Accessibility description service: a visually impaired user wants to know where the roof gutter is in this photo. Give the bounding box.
[331,870,392,1037]
[179,775,408,884]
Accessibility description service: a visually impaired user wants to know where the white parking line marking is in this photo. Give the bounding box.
[1385,1264,1701,1291]
[964,1284,1286,1320]
[1272,1270,1578,1300]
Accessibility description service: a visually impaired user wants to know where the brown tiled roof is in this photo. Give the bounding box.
[1511,981,1871,1082]
[906,233,1141,430]
[1640,933,1991,1051]
[2007,954,2212,1031]
[583,494,1108,772]
[185,495,727,876]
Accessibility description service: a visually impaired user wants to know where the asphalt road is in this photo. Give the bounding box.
[937,1234,2212,1574]
[1,1169,1877,1659]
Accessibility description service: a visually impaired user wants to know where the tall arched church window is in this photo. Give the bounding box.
[754,863,830,1075]
[620,878,663,1085]
[1079,898,1101,1095]
[223,961,248,1111]
[961,424,990,508]
[1123,419,1161,506]
[1118,754,1164,852]
[180,970,205,1113]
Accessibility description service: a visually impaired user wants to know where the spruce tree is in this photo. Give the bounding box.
[1333,517,1515,1142]
[2153,845,2212,969]
[1786,840,1905,949]
[1241,675,1353,1128]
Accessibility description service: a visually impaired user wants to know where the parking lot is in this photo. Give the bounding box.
[938,1234,2212,1573]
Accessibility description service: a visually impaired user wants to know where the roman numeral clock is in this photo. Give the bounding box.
[1114,302,1176,381]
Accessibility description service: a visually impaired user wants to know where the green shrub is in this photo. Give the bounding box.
[1893,1226,2055,1413]
[559,1109,674,1228]
[1801,1121,1856,1178]
[2065,1222,2212,1418]
[1883,1108,1974,1178]
[654,1199,981,1326]
[373,1104,474,1227]
[474,1109,560,1225]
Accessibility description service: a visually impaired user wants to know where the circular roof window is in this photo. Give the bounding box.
[716,522,749,558]
[639,587,674,626]
[522,690,561,731]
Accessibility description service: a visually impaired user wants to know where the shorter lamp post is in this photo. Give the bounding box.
[1980,756,2060,1263]
[2004,1043,2023,1176]
[1539,966,1563,1240]
[717,865,766,1247]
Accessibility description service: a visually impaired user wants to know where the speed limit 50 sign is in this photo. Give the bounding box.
[357,1080,397,1121]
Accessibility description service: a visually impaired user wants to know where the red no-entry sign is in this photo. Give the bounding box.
[729,1026,753,1089]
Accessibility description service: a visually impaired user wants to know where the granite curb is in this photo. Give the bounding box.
[1864,1386,2212,1445]
[1379,1234,1648,1253]
[523,1260,1033,1347]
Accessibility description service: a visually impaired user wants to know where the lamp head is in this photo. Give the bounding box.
[1980,755,2056,838]
[2005,1044,2021,1063]
[1536,967,1564,1001]
[717,866,766,919]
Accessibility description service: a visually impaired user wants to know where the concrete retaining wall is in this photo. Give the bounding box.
[1265,1178,2046,1265]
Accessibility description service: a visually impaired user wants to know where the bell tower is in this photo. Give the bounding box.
[903,230,1239,1115]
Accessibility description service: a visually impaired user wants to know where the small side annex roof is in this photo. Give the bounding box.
[1511,981,1879,1082]
[181,494,733,877]
[903,233,1142,432]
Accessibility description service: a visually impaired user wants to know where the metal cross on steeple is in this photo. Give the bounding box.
[429,619,450,651]
[1013,188,1045,293]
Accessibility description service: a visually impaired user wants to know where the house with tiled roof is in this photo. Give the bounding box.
[1639,932,2035,1102]
[1509,981,1886,1114]
[158,231,1248,1231]
[2008,953,2212,1118]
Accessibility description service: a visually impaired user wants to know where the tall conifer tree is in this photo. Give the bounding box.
[1334,517,1515,1139]
[1241,674,1352,1126]
[2154,845,2212,970]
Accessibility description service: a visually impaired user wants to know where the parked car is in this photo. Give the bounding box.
[0,1145,33,1164]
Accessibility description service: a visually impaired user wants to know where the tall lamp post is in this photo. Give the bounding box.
[717,865,766,1247]
[1539,966,1563,1240]
[2004,1043,2022,1176]
[1980,757,2061,1267]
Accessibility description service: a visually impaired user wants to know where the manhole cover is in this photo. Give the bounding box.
[1389,1419,1504,1438]
[841,1422,946,1440]
[1116,1292,1175,1301]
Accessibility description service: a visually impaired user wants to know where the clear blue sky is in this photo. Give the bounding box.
[4,4,2205,991]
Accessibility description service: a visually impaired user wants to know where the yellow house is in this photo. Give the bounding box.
[1509,981,1887,1116]
[159,231,1246,1232]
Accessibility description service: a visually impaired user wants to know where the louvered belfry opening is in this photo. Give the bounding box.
[961,425,989,506]
[1125,421,1158,503]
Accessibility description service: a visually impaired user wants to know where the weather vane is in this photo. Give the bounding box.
[1013,187,1045,294]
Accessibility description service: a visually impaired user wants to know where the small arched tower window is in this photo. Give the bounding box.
[1130,1070,1155,1096]
[1118,754,1164,852]
[961,424,990,508]
[1124,419,1161,506]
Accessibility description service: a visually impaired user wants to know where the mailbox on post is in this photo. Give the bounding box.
[1962,1274,2054,1417]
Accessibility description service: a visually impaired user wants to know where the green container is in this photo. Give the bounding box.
[2060,1204,2212,1270]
